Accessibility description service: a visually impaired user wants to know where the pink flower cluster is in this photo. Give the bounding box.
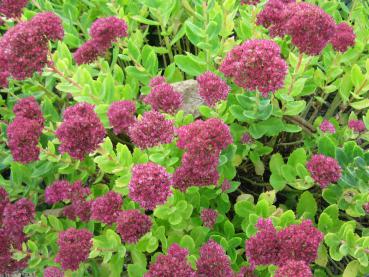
[45,180,92,222]
[43,266,63,277]
[144,76,183,114]
[0,0,28,19]
[221,180,231,192]
[275,260,312,277]
[348,119,366,133]
[56,102,106,160]
[196,240,234,277]
[307,154,342,188]
[196,71,230,107]
[245,219,322,274]
[319,119,335,134]
[91,191,122,225]
[116,210,152,244]
[330,22,356,52]
[241,132,252,144]
[0,12,63,84]
[220,39,287,96]
[128,111,174,149]
[7,97,44,164]
[129,162,172,210]
[257,1,354,55]
[0,188,35,274]
[145,244,195,277]
[201,208,218,229]
[55,228,93,271]
[173,119,233,191]
[74,17,128,64]
[108,100,136,135]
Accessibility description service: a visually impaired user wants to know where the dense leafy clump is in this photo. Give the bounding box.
[0,0,368,276]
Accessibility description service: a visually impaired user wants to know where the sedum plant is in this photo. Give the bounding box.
[0,0,369,276]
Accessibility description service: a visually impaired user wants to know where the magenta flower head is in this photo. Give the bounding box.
[241,132,252,144]
[196,240,233,277]
[144,78,183,114]
[348,119,366,133]
[31,12,64,41]
[73,40,102,65]
[0,0,28,18]
[319,119,335,134]
[201,208,218,229]
[275,260,312,277]
[172,149,220,192]
[256,0,289,37]
[55,228,93,271]
[43,266,64,277]
[235,266,256,277]
[3,198,35,234]
[116,210,152,243]
[176,118,233,152]
[7,117,42,164]
[330,22,355,52]
[277,220,323,265]
[107,100,136,135]
[91,191,122,225]
[89,17,128,50]
[13,96,44,129]
[129,111,174,149]
[0,187,9,224]
[0,22,49,80]
[221,180,231,192]
[245,218,280,266]
[145,244,195,277]
[307,154,342,188]
[196,71,230,107]
[129,162,172,210]
[363,203,369,214]
[56,102,106,160]
[220,39,287,96]
[284,2,336,55]
[149,76,166,88]
[45,180,71,204]
[63,199,91,222]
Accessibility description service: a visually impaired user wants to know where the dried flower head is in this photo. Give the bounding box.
[107,100,136,135]
[91,191,122,225]
[116,210,152,243]
[129,162,172,210]
[55,228,93,271]
[220,39,287,96]
[307,154,342,188]
[129,111,174,149]
[196,240,234,277]
[145,244,195,277]
[319,119,335,134]
[330,22,355,52]
[56,102,106,160]
[196,71,230,107]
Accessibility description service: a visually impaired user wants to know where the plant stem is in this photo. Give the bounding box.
[48,63,82,90]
